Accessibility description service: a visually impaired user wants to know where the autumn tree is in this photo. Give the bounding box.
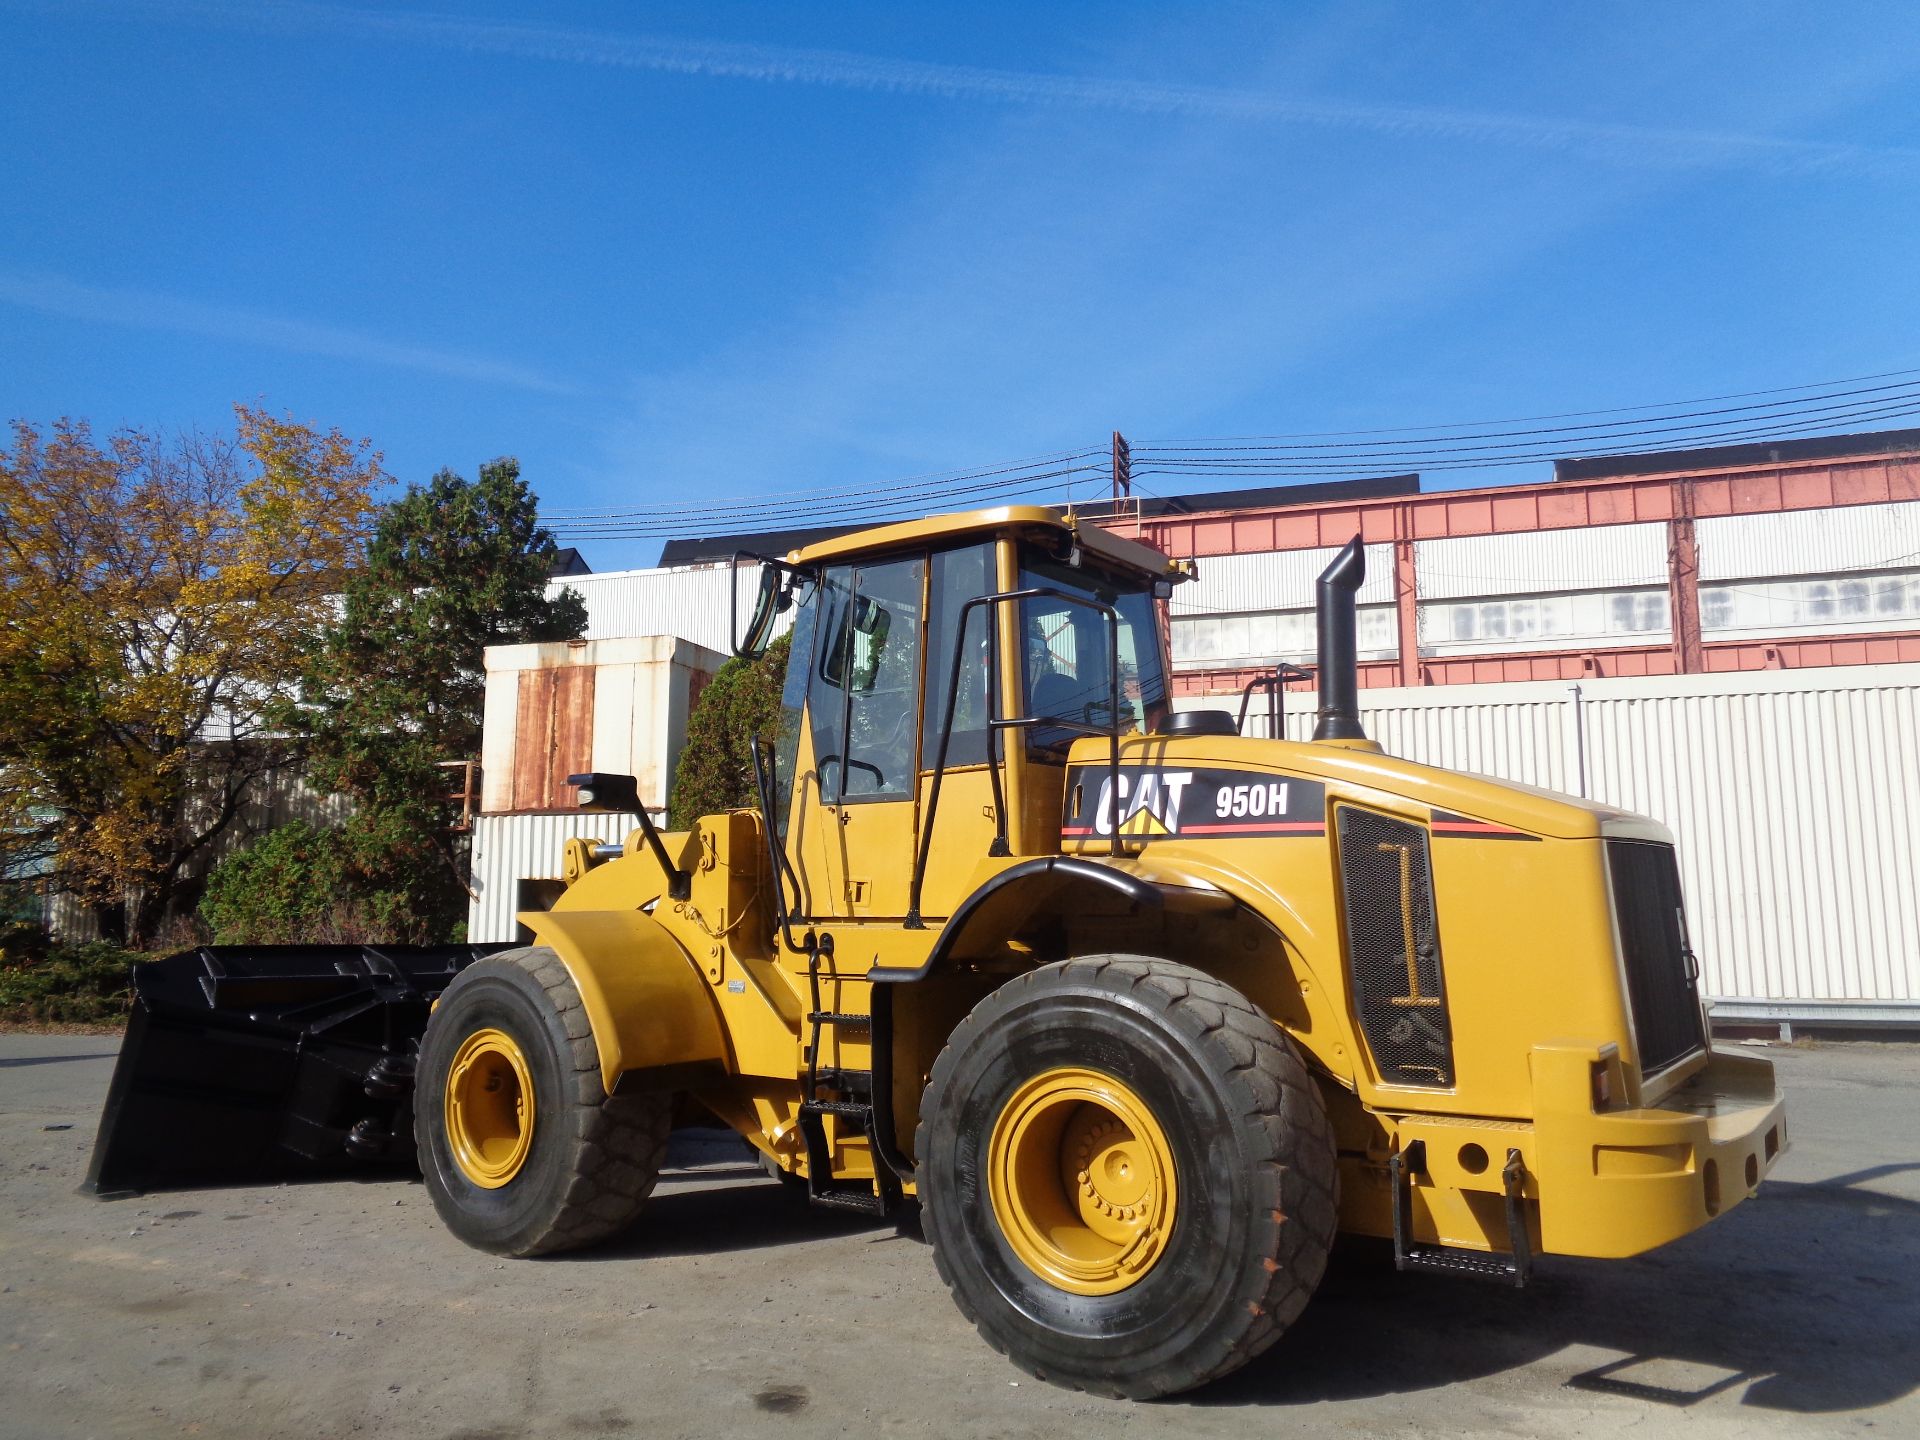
[295,459,586,941]
[0,409,380,944]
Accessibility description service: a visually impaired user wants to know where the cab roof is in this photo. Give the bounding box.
[785,505,1184,581]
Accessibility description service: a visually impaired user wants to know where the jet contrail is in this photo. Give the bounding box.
[60,0,1920,181]
[0,268,573,393]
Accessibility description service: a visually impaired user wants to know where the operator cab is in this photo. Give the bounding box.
[731,507,1185,922]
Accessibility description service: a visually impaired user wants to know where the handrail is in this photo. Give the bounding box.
[906,585,1124,928]
[1236,662,1314,741]
[749,737,811,957]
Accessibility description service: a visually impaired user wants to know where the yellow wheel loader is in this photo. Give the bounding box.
[87,505,1788,1399]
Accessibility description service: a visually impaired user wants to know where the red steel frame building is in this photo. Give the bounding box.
[1136,440,1920,698]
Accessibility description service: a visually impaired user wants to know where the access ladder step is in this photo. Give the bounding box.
[806,1185,889,1215]
[808,1011,870,1028]
[800,1099,873,1119]
[1397,1245,1525,1282]
[1390,1140,1533,1288]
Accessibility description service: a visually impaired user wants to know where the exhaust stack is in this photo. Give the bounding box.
[1312,536,1367,742]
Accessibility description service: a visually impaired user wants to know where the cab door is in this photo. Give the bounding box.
[801,555,926,920]
[912,541,1009,917]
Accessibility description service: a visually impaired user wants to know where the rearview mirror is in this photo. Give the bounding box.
[731,552,810,659]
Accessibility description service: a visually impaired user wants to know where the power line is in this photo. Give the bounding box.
[546,462,1102,539]
[1131,365,1920,444]
[1131,386,1920,466]
[538,446,1104,520]
[1132,396,1920,477]
[545,462,1101,535]
[541,366,1920,545]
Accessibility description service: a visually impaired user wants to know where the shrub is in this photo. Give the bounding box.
[0,940,144,1025]
[199,820,352,944]
[669,634,791,828]
[198,816,464,945]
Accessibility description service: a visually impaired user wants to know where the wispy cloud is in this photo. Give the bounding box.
[109,0,1920,181]
[0,269,571,393]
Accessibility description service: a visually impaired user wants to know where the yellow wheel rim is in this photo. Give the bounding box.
[986,1067,1178,1296]
[444,1027,536,1188]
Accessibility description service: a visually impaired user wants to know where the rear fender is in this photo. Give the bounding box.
[1122,850,1354,1079]
[517,908,729,1092]
[877,854,1352,1084]
[877,856,1237,981]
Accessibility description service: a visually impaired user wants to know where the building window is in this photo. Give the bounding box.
[1608,591,1668,633]
[1699,570,1920,634]
[1420,589,1665,652]
[1170,605,1397,667]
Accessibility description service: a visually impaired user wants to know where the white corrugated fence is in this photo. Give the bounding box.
[1183,662,1920,1022]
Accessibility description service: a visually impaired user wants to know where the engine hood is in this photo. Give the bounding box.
[1065,731,1669,844]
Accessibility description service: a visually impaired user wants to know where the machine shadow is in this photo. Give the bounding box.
[1196,1166,1920,1415]
[558,1154,1919,1416]
[0,1052,117,1069]
[576,1174,896,1260]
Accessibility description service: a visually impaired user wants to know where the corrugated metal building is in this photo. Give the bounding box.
[465,636,726,943]
[468,810,642,947]
[559,565,771,654]
[1145,428,1920,691]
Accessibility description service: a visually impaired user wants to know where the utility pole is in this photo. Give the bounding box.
[1111,430,1131,504]
[1668,476,1703,673]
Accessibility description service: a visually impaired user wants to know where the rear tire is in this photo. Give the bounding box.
[917,956,1337,1399]
[416,946,671,1257]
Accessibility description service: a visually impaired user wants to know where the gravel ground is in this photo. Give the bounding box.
[2,1031,1916,1439]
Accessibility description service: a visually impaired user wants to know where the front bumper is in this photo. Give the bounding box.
[1530,1043,1787,1257]
[1384,1043,1787,1260]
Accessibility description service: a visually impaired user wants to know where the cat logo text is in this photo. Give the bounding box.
[1061,766,1328,842]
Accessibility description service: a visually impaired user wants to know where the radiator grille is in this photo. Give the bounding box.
[1607,839,1706,1075]
[1336,807,1454,1088]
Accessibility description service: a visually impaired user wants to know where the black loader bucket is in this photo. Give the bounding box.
[82,944,508,1197]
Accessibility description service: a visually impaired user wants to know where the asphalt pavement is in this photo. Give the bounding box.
[2,1030,1916,1439]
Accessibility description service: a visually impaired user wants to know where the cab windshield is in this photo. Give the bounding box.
[1018,547,1169,757]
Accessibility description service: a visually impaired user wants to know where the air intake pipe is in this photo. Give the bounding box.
[1312,536,1368,742]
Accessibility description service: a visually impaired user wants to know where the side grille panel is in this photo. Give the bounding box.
[1336,807,1455,1088]
[1607,839,1706,1075]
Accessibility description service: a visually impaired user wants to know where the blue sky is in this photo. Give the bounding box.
[4,2,1919,567]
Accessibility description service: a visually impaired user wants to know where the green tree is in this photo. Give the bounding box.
[0,409,380,944]
[669,633,791,828]
[295,458,586,941]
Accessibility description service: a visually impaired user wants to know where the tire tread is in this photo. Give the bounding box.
[419,947,671,1258]
[916,954,1338,1399]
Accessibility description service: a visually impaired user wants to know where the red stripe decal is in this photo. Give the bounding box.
[1179,822,1325,834]
[1061,822,1324,838]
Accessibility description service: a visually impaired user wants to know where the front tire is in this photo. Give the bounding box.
[415,947,671,1257]
[917,957,1337,1399]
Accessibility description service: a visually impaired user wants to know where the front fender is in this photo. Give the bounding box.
[517,908,728,1092]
